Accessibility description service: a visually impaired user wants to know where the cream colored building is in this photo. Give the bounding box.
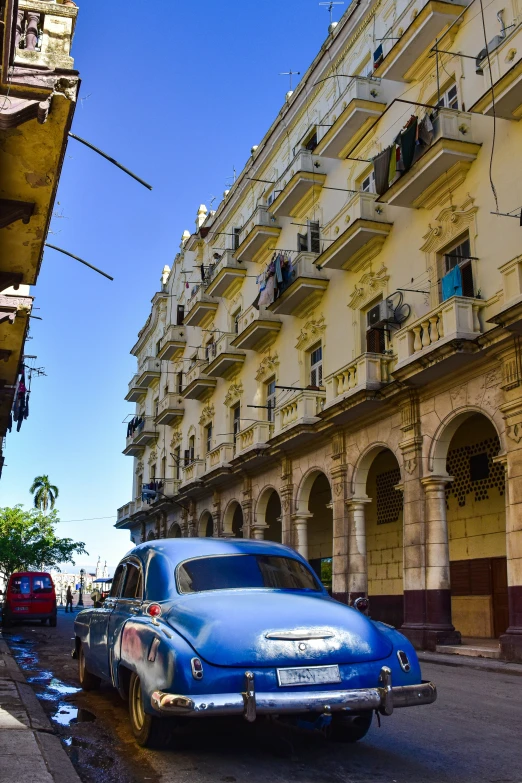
[116,0,522,661]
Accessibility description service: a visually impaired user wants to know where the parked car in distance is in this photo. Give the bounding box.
[2,571,57,627]
[73,539,436,748]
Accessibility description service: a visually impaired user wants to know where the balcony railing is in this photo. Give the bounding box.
[373,0,468,83]
[270,150,326,219]
[184,285,218,327]
[235,205,281,264]
[204,250,246,298]
[206,332,246,379]
[488,256,522,333]
[471,22,522,119]
[15,0,77,70]
[125,373,143,403]
[325,353,393,407]
[268,251,328,317]
[236,421,273,455]
[231,304,282,352]
[394,296,484,379]
[377,109,480,209]
[137,356,161,388]
[205,443,234,473]
[116,501,136,525]
[157,325,186,361]
[155,393,184,426]
[315,77,387,159]
[124,416,156,456]
[319,193,392,272]
[182,459,205,485]
[274,389,326,434]
[182,362,217,401]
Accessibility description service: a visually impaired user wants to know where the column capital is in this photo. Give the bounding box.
[291,512,314,522]
[345,496,371,508]
[421,474,454,489]
[398,435,423,453]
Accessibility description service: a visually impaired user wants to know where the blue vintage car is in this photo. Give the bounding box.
[73,539,436,747]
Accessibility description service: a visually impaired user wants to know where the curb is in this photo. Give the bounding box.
[418,650,522,677]
[0,638,81,783]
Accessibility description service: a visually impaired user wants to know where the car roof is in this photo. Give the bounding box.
[10,571,52,578]
[126,537,298,564]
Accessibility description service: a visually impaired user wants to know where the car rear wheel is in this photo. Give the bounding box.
[327,711,373,743]
[40,618,47,625]
[128,672,172,748]
[78,643,101,691]
[2,613,11,628]
[49,615,57,628]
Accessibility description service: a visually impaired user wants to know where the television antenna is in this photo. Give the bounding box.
[279,69,300,92]
[319,1,344,25]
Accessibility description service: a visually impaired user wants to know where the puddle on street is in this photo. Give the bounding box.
[52,705,96,727]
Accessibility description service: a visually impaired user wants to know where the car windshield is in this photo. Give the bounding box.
[177,554,322,594]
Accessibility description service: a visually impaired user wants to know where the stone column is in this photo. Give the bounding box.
[280,457,294,547]
[293,514,313,560]
[499,416,522,661]
[15,10,24,49]
[331,465,349,604]
[420,476,461,648]
[212,490,222,538]
[346,499,370,604]
[25,12,39,51]
[251,524,269,540]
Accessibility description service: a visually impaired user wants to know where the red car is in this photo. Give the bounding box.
[2,572,57,627]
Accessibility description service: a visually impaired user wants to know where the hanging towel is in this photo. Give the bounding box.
[419,114,434,146]
[400,117,418,172]
[441,264,463,301]
[388,145,397,184]
[373,44,383,68]
[373,146,393,196]
[275,254,283,284]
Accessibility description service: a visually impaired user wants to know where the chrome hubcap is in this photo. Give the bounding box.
[133,678,145,730]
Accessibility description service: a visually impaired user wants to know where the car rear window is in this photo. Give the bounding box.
[32,576,53,593]
[177,554,321,594]
[11,576,31,595]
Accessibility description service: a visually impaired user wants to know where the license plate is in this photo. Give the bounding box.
[14,606,29,612]
[277,664,341,687]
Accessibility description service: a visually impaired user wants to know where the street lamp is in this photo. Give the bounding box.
[78,568,85,607]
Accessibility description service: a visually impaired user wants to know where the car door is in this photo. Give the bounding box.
[87,563,125,680]
[8,574,32,617]
[107,559,143,682]
[31,575,54,616]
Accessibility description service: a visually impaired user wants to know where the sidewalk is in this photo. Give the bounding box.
[0,637,81,783]
[418,649,522,677]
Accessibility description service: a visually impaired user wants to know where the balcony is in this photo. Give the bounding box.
[377,109,480,209]
[268,252,328,317]
[125,374,144,403]
[181,460,205,487]
[315,77,387,159]
[204,250,246,298]
[319,193,392,272]
[205,443,235,474]
[373,0,467,83]
[137,356,161,388]
[488,256,522,334]
[273,390,326,439]
[123,416,157,456]
[116,501,136,528]
[270,150,326,219]
[206,332,246,379]
[393,296,484,384]
[471,25,522,120]
[235,421,273,456]
[231,304,282,352]
[15,0,77,71]
[182,362,217,401]
[162,478,182,497]
[157,325,186,361]
[155,393,185,426]
[324,353,393,416]
[234,205,281,264]
[184,285,218,328]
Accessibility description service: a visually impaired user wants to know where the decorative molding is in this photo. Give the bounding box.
[170,429,182,448]
[500,400,522,443]
[0,96,50,130]
[255,351,279,382]
[199,403,215,426]
[0,199,35,230]
[420,198,478,254]
[296,314,326,351]
[135,460,144,475]
[148,448,158,465]
[224,380,243,407]
[348,265,389,310]
[404,457,417,474]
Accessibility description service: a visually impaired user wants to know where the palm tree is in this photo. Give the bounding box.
[30,475,59,513]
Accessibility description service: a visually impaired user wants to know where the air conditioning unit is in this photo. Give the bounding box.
[367,299,395,328]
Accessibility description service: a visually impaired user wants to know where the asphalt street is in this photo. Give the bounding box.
[2,608,521,783]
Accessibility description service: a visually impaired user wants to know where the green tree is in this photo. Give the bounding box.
[30,475,59,513]
[0,506,87,583]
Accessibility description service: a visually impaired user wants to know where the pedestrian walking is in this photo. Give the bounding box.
[65,585,74,613]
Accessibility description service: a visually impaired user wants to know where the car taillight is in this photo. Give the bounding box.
[397,650,411,672]
[191,657,204,680]
[147,604,162,618]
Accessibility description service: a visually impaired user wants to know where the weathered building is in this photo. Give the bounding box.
[117,0,522,661]
[0,0,79,468]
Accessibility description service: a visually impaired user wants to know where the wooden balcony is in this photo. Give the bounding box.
[234,205,281,264]
[155,393,185,426]
[136,356,161,388]
[182,362,217,401]
[15,0,78,71]
[274,390,326,439]
[184,285,218,328]
[373,0,467,83]
[319,193,392,272]
[231,304,282,352]
[324,353,393,418]
[125,374,143,403]
[377,109,480,209]
[205,250,246,298]
[205,443,235,474]
[268,252,328,317]
[270,150,326,219]
[123,416,156,456]
[206,333,246,379]
[157,325,186,361]
[471,25,522,120]
[315,77,386,159]
[393,296,484,384]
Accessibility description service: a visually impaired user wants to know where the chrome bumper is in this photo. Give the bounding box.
[151,667,436,721]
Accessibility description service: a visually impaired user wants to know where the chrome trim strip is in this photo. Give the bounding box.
[265,631,334,641]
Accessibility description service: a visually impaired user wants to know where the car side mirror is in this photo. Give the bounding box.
[354,597,369,615]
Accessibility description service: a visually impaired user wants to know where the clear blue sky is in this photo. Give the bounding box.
[0,0,345,573]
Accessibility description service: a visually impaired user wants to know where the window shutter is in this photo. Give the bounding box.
[318,363,323,386]
[184,450,190,466]
[177,305,185,325]
[310,368,317,387]
[309,221,320,254]
[366,327,385,353]
[461,261,474,297]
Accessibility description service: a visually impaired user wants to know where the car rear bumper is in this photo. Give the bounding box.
[151,667,436,721]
